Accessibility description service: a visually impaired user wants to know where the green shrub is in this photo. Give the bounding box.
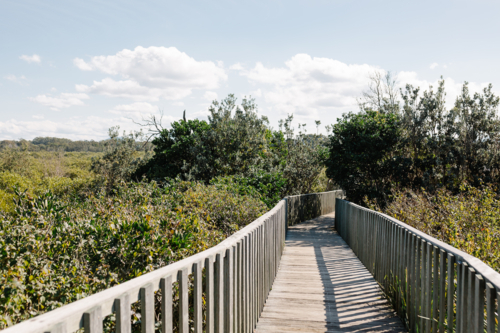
[367,185,500,273]
[0,180,266,328]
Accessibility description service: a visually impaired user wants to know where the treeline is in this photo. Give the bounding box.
[132,95,330,207]
[0,95,328,328]
[328,73,500,275]
[0,136,152,153]
[326,75,500,205]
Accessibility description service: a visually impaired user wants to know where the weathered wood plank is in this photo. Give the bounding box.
[255,213,407,333]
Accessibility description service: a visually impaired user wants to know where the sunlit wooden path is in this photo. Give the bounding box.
[255,213,407,332]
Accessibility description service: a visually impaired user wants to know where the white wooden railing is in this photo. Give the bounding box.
[336,199,500,333]
[3,190,343,333]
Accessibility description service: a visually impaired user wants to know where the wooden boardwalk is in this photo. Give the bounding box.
[255,213,407,333]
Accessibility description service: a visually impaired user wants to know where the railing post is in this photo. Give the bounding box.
[215,253,224,333]
[114,294,131,333]
[432,246,439,332]
[467,266,476,332]
[83,306,102,333]
[224,247,234,333]
[474,274,485,333]
[205,257,214,333]
[140,283,155,333]
[243,236,249,333]
[193,262,203,333]
[438,249,446,333]
[178,269,189,333]
[160,275,173,333]
[446,254,455,333]
[485,282,496,333]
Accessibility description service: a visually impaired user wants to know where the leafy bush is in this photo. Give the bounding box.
[91,127,151,193]
[0,180,266,328]
[326,110,400,204]
[367,185,500,273]
[0,150,98,213]
[136,96,328,203]
[326,78,500,205]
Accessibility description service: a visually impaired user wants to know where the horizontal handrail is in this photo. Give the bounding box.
[336,199,500,333]
[4,190,343,333]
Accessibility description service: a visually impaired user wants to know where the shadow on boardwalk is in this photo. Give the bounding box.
[255,213,407,333]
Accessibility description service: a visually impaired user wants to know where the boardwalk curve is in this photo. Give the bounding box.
[256,213,407,332]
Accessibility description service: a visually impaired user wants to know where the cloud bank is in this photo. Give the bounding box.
[30,93,89,111]
[74,46,227,101]
[233,54,381,119]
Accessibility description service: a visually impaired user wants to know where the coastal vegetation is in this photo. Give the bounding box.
[327,74,500,274]
[2,76,500,328]
[0,95,328,328]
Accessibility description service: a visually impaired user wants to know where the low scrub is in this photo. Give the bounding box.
[0,180,267,328]
[367,185,500,273]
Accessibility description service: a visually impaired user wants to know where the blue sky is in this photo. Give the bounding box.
[1,0,500,140]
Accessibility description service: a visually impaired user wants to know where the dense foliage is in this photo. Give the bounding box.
[136,95,328,206]
[326,77,500,205]
[325,110,400,204]
[0,150,98,213]
[0,180,266,328]
[367,185,500,273]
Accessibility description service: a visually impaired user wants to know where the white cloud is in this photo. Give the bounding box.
[73,58,93,71]
[250,89,262,97]
[74,46,227,101]
[5,75,27,85]
[234,54,381,119]
[229,63,244,70]
[32,115,44,119]
[203,91,218,101]
[430,62,439,70]
[30,93,90,111]
[109,102,159,120]
[20,54,41,63]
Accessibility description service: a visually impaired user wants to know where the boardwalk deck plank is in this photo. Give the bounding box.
[255,213,407,333]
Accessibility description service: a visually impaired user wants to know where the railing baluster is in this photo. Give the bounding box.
[205,257,214,333]
[475,274,485,333]
[114,294,131,333]
[456,262,463,333]
[438,249,446,333]
[460,262,469,333]
[426,242,432,333]
[140,283,154,333]
[242,236,248,333]
[252,229,257,329]
[410,233,416,333]
[193,262,202,333]
[486,282,496,333]
[401,229,410,323]
[446,254,455,333]
[468,267,476,332]
[236,241,242,333]
[224,247,234,333]
[415,237,422,333]
[178,269,189,333]
[420,240,426,331]
[83,306,102,333]
[215,252,224,333]
[432,246,439,332]
[160,275,173,333]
